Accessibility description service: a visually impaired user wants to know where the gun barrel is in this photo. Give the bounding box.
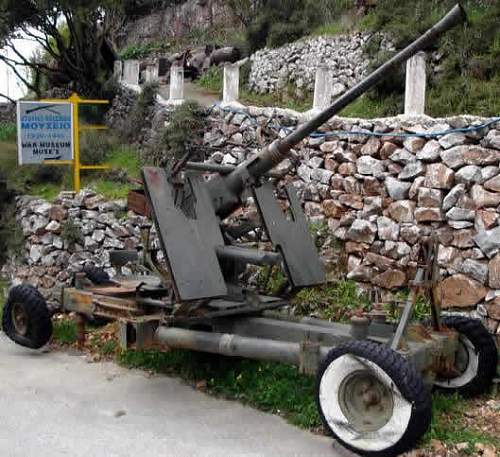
[211,3,466,217]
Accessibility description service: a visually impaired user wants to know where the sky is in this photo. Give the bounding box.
[0,35,40,101]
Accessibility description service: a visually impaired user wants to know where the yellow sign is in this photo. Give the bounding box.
[41,93,111,193]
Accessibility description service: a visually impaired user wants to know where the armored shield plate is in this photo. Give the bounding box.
[253,182,325,288]
[142,167,227,301]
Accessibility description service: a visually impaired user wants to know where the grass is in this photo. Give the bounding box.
[426,393,500,449]
[0,123,16,142]
[52,319,78,345]
[0,279,8,318]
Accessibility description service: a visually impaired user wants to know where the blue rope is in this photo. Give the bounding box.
[207,102,500,140]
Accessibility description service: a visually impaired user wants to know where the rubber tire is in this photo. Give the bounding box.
[316,340,432,457]
[83,265,111,285]
[434,316,498,397]
[2,284,53,349]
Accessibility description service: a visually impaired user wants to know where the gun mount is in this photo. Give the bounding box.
[5,6,497,457]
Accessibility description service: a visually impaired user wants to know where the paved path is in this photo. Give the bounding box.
[0,333,351,457]
[159,82,220,107]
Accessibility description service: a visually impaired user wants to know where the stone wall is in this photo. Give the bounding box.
[248,33,395,97]
[4,104,500,339]
[203,106,500,336]
[1,191,157,309]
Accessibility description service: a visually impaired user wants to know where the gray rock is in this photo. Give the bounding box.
[417,188,443,207]
[307,156,324,169]
[29,245,42,263]
[389,148,414,164]
[416,140,441,161]
[460,259,488,284]
[440,146,466,169]
[346,219,377,244]
[310,168,334,184]
[297,164,312,182]
[385,177,411,200]
[480,166,499,184]
[455,165,482,185]
[398,161,425,180]
[438,133,466,149]
[377,216,399,241]
[483,129,500,150]
[357,156,385,177]
[442,184,466,211]
[474,226,500,258]
[448,220,474,229]
[446,207,475,221]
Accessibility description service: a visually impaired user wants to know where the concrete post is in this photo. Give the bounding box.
[113,60,123,82]
[404,52,426,115]
[168,65,184,105]
[313,66,333,112]
[145,63,159,84]
[123,60,140,86]
[223,63,240,105]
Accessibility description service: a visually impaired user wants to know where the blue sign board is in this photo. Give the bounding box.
[17,101,73,165]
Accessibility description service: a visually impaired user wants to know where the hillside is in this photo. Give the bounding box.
[117,0,500,117]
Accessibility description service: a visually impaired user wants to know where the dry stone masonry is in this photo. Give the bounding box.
[248,33,395,97]
[2,191,157,309]
[4,103,500,342]
[203,106,500,338]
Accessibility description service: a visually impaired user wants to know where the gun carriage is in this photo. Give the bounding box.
[3,5,498,456]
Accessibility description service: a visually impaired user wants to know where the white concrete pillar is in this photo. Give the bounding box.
[168,65,184,105]
[145,63,159,84]
[404,52,426,116]
[223,63,240,104]
[123,60,140,86]
[113,60,123,82]
[313,66,333,112]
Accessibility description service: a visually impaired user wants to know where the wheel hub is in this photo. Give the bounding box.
[11,302,28,336]
[339,370,394,433]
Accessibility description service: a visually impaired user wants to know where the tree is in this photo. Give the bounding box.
[0,0,123,99]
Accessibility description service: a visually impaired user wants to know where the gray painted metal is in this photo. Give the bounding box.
[142,167,227,300]
[155,326,305,365]
[254,183,325,287]
[216,245,282,266]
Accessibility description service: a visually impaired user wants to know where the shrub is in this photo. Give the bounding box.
[61,219,82,248]
[144,100,208,167]
[197,66,223,93]
[0,123,16,142]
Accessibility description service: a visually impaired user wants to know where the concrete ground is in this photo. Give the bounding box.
[0,333,351,457]
[159,81,220,107]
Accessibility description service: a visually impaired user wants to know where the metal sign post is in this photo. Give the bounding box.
[18,93,111,193]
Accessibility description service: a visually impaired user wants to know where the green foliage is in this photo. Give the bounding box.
[61,219,83,247]
[256,265,288,295]
[383,289,431,323]
[144,100,208,167]
[246,0,323,51]
[120,82,158,142]
[293,280,371,321]
[80,131,117,165]
[0,202,24,263]
[0,123,16,142]
[0,279,7,318]
[52,319,78,345]
[120,41,169,60]
[197,66,223,94]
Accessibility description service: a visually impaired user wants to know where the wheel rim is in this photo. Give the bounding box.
[319,353,412,452]
[435,334,479,388]
[338,370,394,433]
[11,302,28,336]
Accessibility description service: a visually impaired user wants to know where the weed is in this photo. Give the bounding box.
[0,123,16,142]
[61,219,82,247]
[293,281,371,321]
[120,41,169,60]
[197,66,223,94]
[424,393,500,448]
[52,318,78,345]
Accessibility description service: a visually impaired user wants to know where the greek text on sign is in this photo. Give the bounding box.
[17,101,73,165]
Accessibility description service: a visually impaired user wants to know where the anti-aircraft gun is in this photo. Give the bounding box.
[3,5,498,456]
